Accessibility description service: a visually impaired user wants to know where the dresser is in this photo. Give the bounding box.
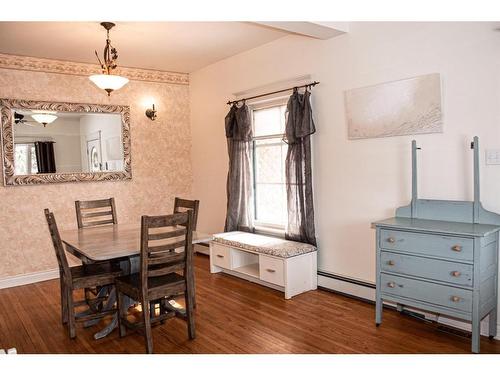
[373,137,500,353]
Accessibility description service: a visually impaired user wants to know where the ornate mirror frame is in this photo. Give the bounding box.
[0,98,131,186]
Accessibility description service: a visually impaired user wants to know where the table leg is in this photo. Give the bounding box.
[162,298,187,318]
[77,286,111,326]
[94,295,134,340]
[93,256,138,340]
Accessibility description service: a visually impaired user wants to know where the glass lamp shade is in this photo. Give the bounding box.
[89,74,129,95]
[31,114,58,126]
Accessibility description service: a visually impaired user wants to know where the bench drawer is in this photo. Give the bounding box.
[381,251,473,287]
[380,229,473,262]
[380,273,472,312]
[211,243,231,269]
[259,255,284,286]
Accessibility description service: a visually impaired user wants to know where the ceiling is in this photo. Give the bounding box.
[0,22,292,73]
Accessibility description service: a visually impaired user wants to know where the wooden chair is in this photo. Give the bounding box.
[150,197,200,315]
[44,209,122,338]
[75,198,118,309]
[116,211,196,354]
[75,198,117,229]
[173,197,199,230]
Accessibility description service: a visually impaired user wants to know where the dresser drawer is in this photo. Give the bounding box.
[259,255,284,286]
[380,273,472,312]
[379,229,473,262]
[211,243,232,269]
[381,251,473,287]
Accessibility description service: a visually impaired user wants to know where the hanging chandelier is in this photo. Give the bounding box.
[31,110,58,127]
[89,22,129,96]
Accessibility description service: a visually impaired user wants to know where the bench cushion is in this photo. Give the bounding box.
[212,231,316,258]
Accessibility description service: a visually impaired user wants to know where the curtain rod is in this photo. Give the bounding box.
[226,81,320,105]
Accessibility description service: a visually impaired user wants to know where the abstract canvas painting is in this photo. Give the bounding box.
[345,73,442,140]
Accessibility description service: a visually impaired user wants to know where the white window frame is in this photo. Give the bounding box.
[249,97,289,236]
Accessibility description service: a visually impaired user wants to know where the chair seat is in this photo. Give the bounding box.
[71,262,123,290]
[116,272,186,301]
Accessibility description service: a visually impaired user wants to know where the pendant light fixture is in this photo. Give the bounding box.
[89,22,129,96]
[31,111,58,127]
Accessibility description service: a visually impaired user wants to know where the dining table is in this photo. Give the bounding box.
[60,222,213,339]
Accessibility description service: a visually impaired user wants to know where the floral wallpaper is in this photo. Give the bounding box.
[0,62,192,278]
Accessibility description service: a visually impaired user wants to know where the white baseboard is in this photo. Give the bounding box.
[194,244,209,256]
[318,273,375,301]
[0,268,59,289]
[318,273,500,340]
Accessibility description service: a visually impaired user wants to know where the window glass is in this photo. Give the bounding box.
[253,105,286,137]
[14,143,38,175]
[252,104,288,229]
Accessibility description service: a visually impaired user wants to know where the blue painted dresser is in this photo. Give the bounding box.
[373,137,500,353]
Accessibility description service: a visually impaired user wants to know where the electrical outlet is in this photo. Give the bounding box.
[485,149,500,165]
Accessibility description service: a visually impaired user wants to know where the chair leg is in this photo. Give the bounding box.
[150,301,157,319]
[185,286,196,340]
[142,298,153,354]
[159,298,168,323]
[66,287,76,339]
[60,277,68,324]
[192,276,197,309]
[117,289,127,338]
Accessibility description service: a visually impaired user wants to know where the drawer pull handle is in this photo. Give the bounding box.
[450,296,461,303]
[451,271,461,277]
[216,254,224,258]
[387,282,396,288]
[451,245,462,252]
[266,269,276,273]
[387,237,396,243]
[387,260,395,266]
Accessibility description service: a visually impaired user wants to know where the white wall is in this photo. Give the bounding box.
[190,22,500,287]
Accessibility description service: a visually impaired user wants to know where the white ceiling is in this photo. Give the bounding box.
[0,22,291,73]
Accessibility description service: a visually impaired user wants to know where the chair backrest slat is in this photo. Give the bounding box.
[75,198,117,228]
[148,252,185,265]
[148,228,186,241]
[148,241,186,253]
[148,263,185,277]
[173,197,199,231]
[44,209,71,282]
[80,210,114,219]
[140,211,194,295]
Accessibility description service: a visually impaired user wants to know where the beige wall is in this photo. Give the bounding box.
[0,65,192,278]
[190,22,500,285]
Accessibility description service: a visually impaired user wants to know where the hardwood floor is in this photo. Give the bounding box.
[1,254,500,354]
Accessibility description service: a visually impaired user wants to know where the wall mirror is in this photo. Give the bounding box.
[0,99,131,186]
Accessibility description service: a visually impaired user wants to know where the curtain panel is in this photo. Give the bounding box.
[284,89,317,246]
[224,103,254,233]
[34,141,56,174]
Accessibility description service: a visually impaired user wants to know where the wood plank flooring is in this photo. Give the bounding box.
[1,254,500,354]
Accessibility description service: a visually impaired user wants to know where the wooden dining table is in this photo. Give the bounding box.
[60,223,213,339]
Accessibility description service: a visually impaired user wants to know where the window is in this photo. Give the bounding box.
[14,143,38,175]
[252,103,288,231]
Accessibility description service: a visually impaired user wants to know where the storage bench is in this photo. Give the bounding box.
[209,231,317,299]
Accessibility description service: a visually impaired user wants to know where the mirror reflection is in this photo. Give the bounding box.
[12,110,124,175]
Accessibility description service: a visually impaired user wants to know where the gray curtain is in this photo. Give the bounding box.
[224,103,254,232]
[284,88,317,246]
[34,141,56,173]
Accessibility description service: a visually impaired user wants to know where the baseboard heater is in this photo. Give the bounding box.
[317,270,473,339]
[317,270,375,289]
[317,270,376,304]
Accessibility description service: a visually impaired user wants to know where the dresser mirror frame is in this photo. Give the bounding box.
[0,98,131,186]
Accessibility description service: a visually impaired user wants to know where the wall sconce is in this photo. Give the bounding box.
[145,104,157,121]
